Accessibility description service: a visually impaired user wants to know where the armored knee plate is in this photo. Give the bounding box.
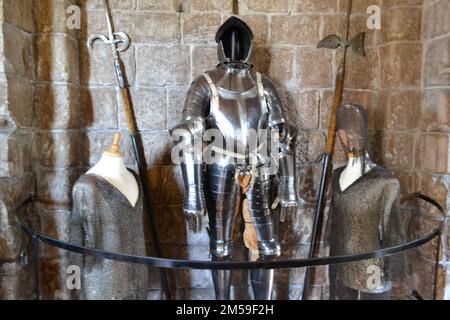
[210,239,233,260]
[259,238,281,259]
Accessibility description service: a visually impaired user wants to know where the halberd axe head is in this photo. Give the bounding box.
[317,32,366,57]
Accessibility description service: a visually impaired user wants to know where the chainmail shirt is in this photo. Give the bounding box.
[69,171,148,300]
[329,165,401,294]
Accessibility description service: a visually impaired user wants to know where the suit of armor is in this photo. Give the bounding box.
[172,17,298,300]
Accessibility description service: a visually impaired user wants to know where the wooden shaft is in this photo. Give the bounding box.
[119,87,138,134]
[325,59,346,155]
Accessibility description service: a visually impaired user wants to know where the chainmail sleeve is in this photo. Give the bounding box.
[382,179,407,285]
[69,181,98,272]
[69,179,99,300]
[381,179,401,244]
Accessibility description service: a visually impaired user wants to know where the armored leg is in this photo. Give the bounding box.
[204,164,240,300]
[247,173,280,300]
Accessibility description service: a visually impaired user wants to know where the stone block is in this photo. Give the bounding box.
[184,0,233,13]
[136,45,189,86]
[159,165,184,205]
[137,0,175,10]
[40,258,73,300]
[140,130,173,166]
[421,89,450,132]
[114,12,180,43]
[180,245,213,289]
[271,15,321,46]
[383,132,414,170]
[0,266,34,299]
[244,0,289,13]
[81,87,118,130]
[279,207,315,245]
[416,133,449,174]
[381,7,422,43]
[292,0,337,13]
[297,164,329,204]
[250,46,270,75]
[37,169,79,206]
[153,204,186,244]
[82,130,119,167]
[167,86,188,130]
[38,131,81,168]
[182,14,221,44]
[267,48,295,89]
[297,47,332,88]
[234,15,268,45]
[415,173,449,215]
[191,46,217,80]
[0,133,34,177]
[385,90,420,130]
[410,255,439,300]
[296,130,326,164]
[80,0,136,10]
[424,0,450,40]
[2,23,34,79]
[298,90,320,129]
[36,34,80,84]
[383,0,423,7]
[319,89,334,131]
[34,84,80,130]
[338,0,381,12]
[80,7,107,38]
[39,209,71,258]
[345,47,378,90]
[2,0,33,32]
[424,36,450,87]
[380,42,422,88]
[35,0,79,36]
[80,41,135,86]
[6,77,33,128]
[119,87,167,130]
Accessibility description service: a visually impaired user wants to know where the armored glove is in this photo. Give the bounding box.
[278,177,299,222]
[183,185,205,234]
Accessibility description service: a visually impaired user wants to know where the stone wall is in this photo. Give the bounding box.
[0,0,36,299]
[0,0,448,300]
[418,0,450,299]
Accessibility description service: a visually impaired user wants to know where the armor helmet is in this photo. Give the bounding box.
[216,16,254,64]
[336,103,369,156]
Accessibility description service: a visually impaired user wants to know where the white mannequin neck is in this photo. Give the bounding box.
[339,156,374,192]
[87,153,139,207]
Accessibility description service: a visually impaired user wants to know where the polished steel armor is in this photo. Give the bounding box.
[173,17,299,300]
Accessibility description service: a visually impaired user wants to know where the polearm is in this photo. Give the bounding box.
[87,0,172,300]
[302,0,365,300]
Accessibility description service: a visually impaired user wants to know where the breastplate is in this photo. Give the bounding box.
[204,68,270,165]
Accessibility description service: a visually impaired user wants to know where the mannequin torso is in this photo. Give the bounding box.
[86,134,139,207]
[339,156,375,192]
[87,154,139,207]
